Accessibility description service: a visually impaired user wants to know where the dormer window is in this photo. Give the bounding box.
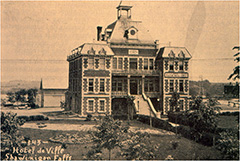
[127,26,138,40]
[130,29,136,35]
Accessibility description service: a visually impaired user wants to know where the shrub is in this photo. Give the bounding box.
[216,130,239,159]
[85,114,92,121]
[1,112,25,160]
[120,132,158,160]
[17,115,48,121]
[219,111,239,116]
[86,115,129,160]
[170,140,179,150]
[134,114,173,131]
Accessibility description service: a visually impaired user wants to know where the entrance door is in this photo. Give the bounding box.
[130,79,138,95]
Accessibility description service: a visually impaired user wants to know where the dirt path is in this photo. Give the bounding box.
[21,123,175,135]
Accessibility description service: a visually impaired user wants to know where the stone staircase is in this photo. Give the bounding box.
[133,94,160,118]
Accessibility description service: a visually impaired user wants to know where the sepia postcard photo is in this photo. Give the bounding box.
[1,0,239,160]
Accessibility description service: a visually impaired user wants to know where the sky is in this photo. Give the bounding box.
[1,0,239,84]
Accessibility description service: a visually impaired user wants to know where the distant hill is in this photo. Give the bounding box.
[189,80,226,97]
[1,80,40,94]
[0,79,227,97]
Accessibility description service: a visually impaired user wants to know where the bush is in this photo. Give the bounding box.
[134,114,173,131]
[29,103,40,109]
[120,132,158,160]
[218,111,239,116]
[175,125,219,146]
[17,115,48,121]
[167,111,189,126]
[1,112,25,160]
[85,114,92,121]
[113,114,128,120]
[216,130,239,159]
[86,115,129,160]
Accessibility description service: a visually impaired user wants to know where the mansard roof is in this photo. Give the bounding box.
[68,42,114,61]
[105,17,155,45]
[156,46,192,60]
[78,43,114,56]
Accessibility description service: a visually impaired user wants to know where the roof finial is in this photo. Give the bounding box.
[119,0,122,6]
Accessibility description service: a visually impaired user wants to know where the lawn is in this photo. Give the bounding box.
[218,115,238,129]
[18,120,222,160]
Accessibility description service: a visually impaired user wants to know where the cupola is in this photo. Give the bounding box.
[116,5,132,19]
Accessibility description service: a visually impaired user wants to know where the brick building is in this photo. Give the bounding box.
[66,4,191,117]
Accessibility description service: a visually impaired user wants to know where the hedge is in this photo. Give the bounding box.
[174,125,220,146]
[17,115,49,121]
[133,114,221,146]
[218,111,239,116]
[167,111,190,126]
[133,114,173,131]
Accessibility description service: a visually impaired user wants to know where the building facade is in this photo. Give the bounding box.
[36,79,67,107]
[66,5,192,117]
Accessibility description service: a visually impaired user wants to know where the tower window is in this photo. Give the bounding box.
[100,79,105,92]
[149,80,154,92]
[118,58,123,69]
[179,61,183,71]
[179,80,184,92]
[149,59,154,70]
[169,61,174,71]
[130,30,136,35]
[99,100,105,112]
[89,79,94,92]
[170,80,174,92]
[112,80,117,91]
[88,100,94,112]
[144,58,148,70]
[117,80,123,91]
[144,80,148,92]
[88,58,94,69]
[99,58,105,70]
[130,58,137,70]
[113,58,117,69]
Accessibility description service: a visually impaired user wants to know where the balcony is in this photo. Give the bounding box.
[111,91,128,97]
[112,69,159,76]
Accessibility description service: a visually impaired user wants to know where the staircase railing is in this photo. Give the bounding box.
[128,93,139,113]
[142,93,159,118]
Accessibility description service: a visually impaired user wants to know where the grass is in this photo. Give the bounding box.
[18,119,222,160]
[218,115,238,129]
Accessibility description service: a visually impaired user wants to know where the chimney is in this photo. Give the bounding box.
[154,40,159,49]
[97,26,102,41]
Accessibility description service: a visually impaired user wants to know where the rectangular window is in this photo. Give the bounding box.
[130,58,137,70]
[100,79,105,92]
[113,58,117,69]
[144,80,148,92]
[117,80,123,91]
[99,58,105,70]
[118,58,123,69]
[169,61,174,71]
[99,100,105,112]
[155,79,159,92]
[179,80,184,92]
[179,61,184,71]
[88,58,94,69]
[144,58,148,70]
[89,79,94,92]
[112,80,117,91]
[170,80,174,92]
[149,59,154,70]
[88,100,94,112]
[179,100,184,110]
[149,80,154,92]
